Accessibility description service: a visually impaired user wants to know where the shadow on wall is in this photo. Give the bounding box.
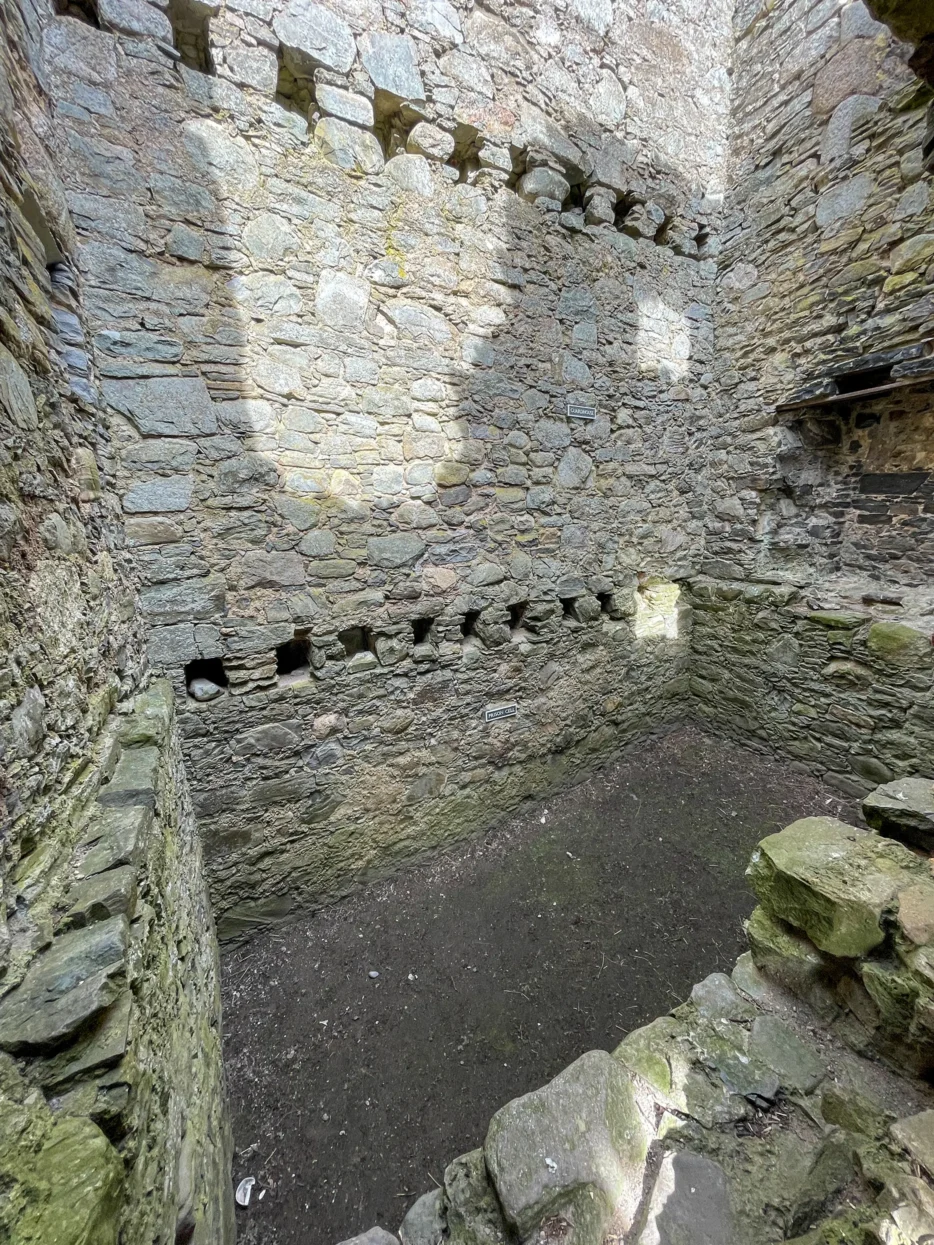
[47,5,721,933]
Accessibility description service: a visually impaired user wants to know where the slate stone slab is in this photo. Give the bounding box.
[399,1188,445,1245]
[97,747,159,809]
[747,1016,826,1094]
[636,1152,733,1245]
[62,865,138,930]
[892,1110,934,1177]
[102,376,217,436]
[863,777,934,852]
[0,916,129,1052]
[78,805,152,877]
[38,990,133,1088]
[485,1049,650,1243]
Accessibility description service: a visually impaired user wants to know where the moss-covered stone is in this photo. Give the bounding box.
[866,622,932,666]
[747,819,919,958]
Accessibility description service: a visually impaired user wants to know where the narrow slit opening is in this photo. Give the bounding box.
[508,601,528,630]
[339,626,373,658]
[461,610,481,638]
[276,632,311,678]
[560,596,577,617]
[412,618,434,645]
[597,592,613,615]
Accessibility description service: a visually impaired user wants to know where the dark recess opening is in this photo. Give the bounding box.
[55,0,99,25]
[169,0,214,72]
[412,618,434,644]
[597,592,613,614]
[184,657,228,690]
[461,610,481,638]
[508,601,528,630]
[339,626,373,658]
[560,596,577,617]
[835,365,892,394]
[276,632,311,676]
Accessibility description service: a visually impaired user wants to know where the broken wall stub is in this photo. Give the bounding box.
[38,0,734,930]
[0,4,233,1240]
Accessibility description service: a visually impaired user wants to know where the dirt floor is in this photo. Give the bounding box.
[221,727,857,1245]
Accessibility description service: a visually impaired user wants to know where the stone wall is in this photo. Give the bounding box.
[37,0,736,928]
[711,0,934,586]
[688,579,934,798]
[0,4,232,1239]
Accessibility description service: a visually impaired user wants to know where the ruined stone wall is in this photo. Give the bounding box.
[41,0,733,930]
[685,0,934,787]
[0,4,232,1239]
[711,0,934,586]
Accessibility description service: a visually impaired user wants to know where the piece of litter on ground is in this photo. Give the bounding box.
[259,1190,266,1201]
[235,1176,256,1207]
[545,1157,557,1172]
[368,971,380,978]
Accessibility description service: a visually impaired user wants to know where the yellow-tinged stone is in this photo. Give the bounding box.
[890,233,934,274]
[897,882,934,946]
[883,272,921,294]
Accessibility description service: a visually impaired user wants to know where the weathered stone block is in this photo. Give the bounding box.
[316,84,374,128]
[747,818,918,958]
[864,777,934,853]
[274,0,355,73]
[367,533,425,568]
[122,475,193,513]
[102,376,217,436]
[485,1050,650,1243]
[98,747,159,808]
[358,31,425,102]
[0,916,129,1052]
[315,117,385,174]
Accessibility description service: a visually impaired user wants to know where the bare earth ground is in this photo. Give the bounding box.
[221,727,857,1245]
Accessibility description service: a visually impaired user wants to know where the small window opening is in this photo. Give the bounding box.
[560,182,585,215]
[339,626,373,658]
[560,596,577,617]
[55,0,100,25]
[184,657,228,694]
[461,610,481,638]
[169,0,214,73]
[613,198,634,232]
[412,617,434,645]
[835,365,893,395]
[923,101,934,173]
[597,591,613,615]
[276,632,310,678]
[508,601,528,630]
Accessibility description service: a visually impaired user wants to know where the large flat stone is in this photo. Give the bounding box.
[485,1050,650,1243]
[358,32,424,102]
[864,777,934,852]
[274,0,356,73]
[747,818,919,958]
[102,376,217,436]
[636,1151,733,1245]
[78,805,153,878]
[97,747,159,809]
[0,916,129,1052]
[892,1110,934,1177]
